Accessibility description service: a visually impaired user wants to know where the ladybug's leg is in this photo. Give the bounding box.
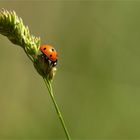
[45,56,49,60]
[43,55,51,65]
[40,53,47,59]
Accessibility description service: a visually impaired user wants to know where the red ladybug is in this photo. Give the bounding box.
[40,45,58,66]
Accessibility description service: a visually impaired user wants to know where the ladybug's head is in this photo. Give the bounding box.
[40,45,58,62]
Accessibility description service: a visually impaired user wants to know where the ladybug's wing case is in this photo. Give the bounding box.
[40,45,58,62]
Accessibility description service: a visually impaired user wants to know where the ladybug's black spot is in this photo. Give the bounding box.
[52,48,54,51]
[50,54,52,57]
[43,48,46,50]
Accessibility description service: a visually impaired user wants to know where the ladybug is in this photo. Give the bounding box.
[40,45,58,66]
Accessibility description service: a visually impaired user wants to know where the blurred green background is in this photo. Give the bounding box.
[0,0,140,139]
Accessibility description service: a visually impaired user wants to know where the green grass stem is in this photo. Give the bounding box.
[43,77,71,140]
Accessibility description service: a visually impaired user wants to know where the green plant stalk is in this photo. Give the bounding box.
[43,77,71,140]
